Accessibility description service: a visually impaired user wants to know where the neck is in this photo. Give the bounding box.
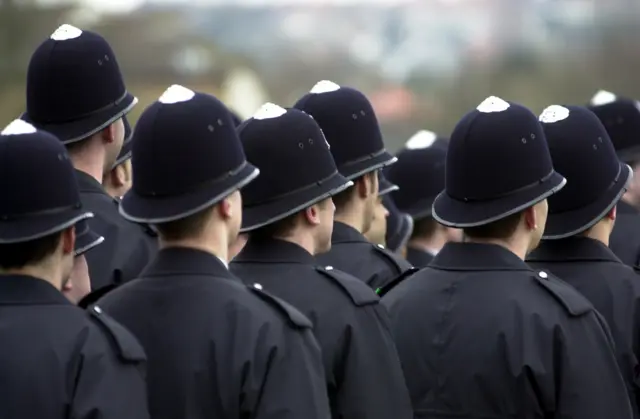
[409,231,448,254]
[274,229,316,255]
[622,192,637,207]
[463,236,529,260]
[69,148,106,185]
[334,208,366,234]
[583,221,612,247]
[159,236,230,267]
[0,262,63,290]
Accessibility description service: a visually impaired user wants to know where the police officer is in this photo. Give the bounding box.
[103,116,133,199]
[383,194,414,258]
[97,86,331,419]
[294,80,413,290]
[363,172,398,248]
[64,219,104,304]
[385,130,461,267]
[230,104,413,419]
[528,104,640,416]
[22,24,155,291]
[383,96,633,419]
[0,119,149,419]
[588,90,640,266]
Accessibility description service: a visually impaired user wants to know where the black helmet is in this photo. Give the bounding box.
[433,96,566,227]
[238,104,352,231]
[120,85,259,223]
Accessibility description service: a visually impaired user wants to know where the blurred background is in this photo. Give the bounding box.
[2,0,640,150]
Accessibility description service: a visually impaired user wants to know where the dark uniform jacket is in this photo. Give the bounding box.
[0,275,149,419]
[231,238,413,419]
[98,247,331,419]
[610,201,640,267]
[382,242,633,419]
[76,170,156,290]
[405,246,434,268]
[316,221,413,291]
[528,237,640,417]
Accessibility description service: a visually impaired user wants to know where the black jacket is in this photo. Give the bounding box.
[383,242,632,419]
[0,275,149,419]
[405,246,434,268]
[98,247,331,419]
[316,221,413,291]
[231,238,413,419]
[528,237,640,417]
[76,170,157,290]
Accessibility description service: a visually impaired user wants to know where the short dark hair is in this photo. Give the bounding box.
[411,217,439,240]
[463,211,523,241]
[155,207,212,241]
[251,213,300,241]
[332,185,356,211]
[250,199,331,241]
[0,232,63,269]
[333,171,376,212]
[65,137,92,155]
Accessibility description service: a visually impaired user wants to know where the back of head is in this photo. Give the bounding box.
[0,120,90,271]
[294,81,395,232]
[24,24,136,145]
[238,104,351,251]
[119,85,259,242]
[433,96,566,242]
[539,105,631,239]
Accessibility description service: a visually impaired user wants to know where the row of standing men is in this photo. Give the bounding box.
[4,22,640,419]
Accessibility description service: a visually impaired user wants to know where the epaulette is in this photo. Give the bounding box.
[376,267,419,297]
[533,270,592,317]
[248,283,313,329]
[315,265,379,306]
[87,305,146,363]
[78,284,118,309]
[371,243,412,273]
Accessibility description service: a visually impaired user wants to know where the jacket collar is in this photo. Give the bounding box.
[406,246,434,264]
[234,238,315,265]
[142,247,233,279]
[617,200,638,215]
[0,275,71,306]
[528,236,622,264]
[331,221,368,244]
[75,169,108,195]
[431,242,532,272]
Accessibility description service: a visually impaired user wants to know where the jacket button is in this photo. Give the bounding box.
[538,271,548,279]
